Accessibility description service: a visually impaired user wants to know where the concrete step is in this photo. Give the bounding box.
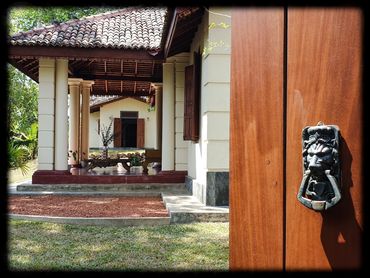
[16,183,187,193]
[162,193,229,224]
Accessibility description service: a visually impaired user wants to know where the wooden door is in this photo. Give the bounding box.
[230,8,285,270]
[136,118,145,148]
[285,8,363,270]
[230,8,363,270]
[113,118,122,147]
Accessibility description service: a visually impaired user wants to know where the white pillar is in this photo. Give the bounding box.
[68,78,82,165]
[156,85,163,151]
[54,59,69,170]
[174,61,188,171]
[81,80,94,161]
[161,63,175,171]
[38,58,55,170]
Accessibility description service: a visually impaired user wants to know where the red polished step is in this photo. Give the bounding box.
[32,170,187,184]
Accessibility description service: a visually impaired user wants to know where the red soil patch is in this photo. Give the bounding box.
[8,195,169,218]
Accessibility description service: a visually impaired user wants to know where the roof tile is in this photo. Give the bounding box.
[9,7,167,51]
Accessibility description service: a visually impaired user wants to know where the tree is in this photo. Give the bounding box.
[8,6,118,35]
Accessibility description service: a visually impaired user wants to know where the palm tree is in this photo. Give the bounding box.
[8,142,30,175]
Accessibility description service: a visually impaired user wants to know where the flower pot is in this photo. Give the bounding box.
[102,146,108,159]
[130,166,142,174]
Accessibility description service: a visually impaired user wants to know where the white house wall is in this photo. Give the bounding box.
[89,111,100,148]
[187,7,231,205]
[94,97,157,149]
[165,53,190,171]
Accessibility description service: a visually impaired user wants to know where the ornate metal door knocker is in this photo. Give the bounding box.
[297,122,341,211]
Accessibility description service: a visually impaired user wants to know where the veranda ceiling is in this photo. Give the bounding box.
[8,6,204,97]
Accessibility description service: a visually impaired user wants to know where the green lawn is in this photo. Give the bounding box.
[8,220,229,271]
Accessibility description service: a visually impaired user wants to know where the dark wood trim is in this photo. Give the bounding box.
[90,106,100,113]
[9,45,164,61]
[114,118,122,147]
[136,118,145,148]
[90,105,100,113]
[91,91,152,96]
[164,8,179,59]
[74,74,162,82]
[8,59,38,82]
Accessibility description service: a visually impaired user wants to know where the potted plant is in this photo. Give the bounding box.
[100,120,115,159]
[126,152,145,172]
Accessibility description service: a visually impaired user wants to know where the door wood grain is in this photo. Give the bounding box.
[136,118,145,148]
[286,8,363,270]
[113,118,122,147]
[230,8,285,270]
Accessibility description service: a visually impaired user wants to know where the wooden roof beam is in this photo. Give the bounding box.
[91,92,151,97]
[23,59,38,69]
[164,8,179,59]
[9,45,164,61]
[8,59,38,83]
[73,74,161,82]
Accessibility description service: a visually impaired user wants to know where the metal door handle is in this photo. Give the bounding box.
[297,122,341,211]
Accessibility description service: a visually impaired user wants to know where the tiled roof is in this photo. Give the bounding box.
[9,7,167,50]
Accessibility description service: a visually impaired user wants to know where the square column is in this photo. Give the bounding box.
[38,58,55,170]
[68,78,83,166]
[152,83,162,150]
[174,61,188,171]
[81,80,94,161]
[161,63,175,171]
[54,59,69,170]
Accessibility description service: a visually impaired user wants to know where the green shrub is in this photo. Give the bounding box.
[8,142,30,175]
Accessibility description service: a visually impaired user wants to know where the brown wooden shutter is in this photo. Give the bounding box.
[184,65,194,140]
[113,118,122,147]
[136,118,145,148]
[183,51,200,141]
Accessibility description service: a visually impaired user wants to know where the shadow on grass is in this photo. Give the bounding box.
[8,220,229,271]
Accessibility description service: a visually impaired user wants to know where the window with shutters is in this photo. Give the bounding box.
[183,52,201,141]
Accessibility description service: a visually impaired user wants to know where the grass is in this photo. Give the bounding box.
[8,220,229,271]
[7,159,37,184]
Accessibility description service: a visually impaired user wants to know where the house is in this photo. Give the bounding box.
[8,6,364,270]
[89,95,158,149]
[8,6,231,206]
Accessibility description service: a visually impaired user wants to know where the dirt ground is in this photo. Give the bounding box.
[8,195,169,217]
